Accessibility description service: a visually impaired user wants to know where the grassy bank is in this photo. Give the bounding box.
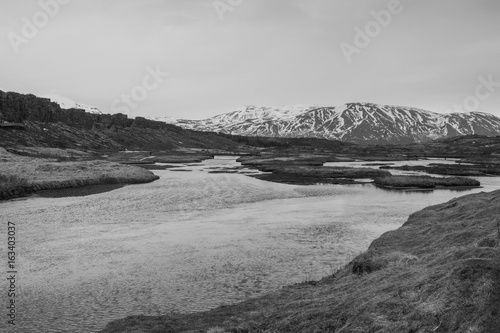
[252,165,391,185]
[100,190,500,333]
[236,154,391,185]
[380,163,500,177]
[0,147,159,200]
[106,150,215,164]
[374,175,481,189]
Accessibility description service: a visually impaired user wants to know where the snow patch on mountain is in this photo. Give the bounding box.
[148,116,182,123]
[43,94,103,114]
[161,102,500,143]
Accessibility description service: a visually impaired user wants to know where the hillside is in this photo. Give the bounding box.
[101,189,500,333]
[0,90,241,151]
[167,103,500,144]
[0,91,500,159]
[3,90,500,154]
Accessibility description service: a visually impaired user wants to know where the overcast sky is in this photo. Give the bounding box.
[1,0,499,119]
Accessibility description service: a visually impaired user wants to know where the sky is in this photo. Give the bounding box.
[1,0,499,119]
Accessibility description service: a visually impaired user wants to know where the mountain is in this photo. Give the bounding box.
[150,105,318,126]
[42,94,103,114]
[166,103,500,144]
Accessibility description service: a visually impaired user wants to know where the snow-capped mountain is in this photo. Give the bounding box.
[43,94,103,114]
[148,116,183,123]
[165,103,500,143]
[171,104,315,128]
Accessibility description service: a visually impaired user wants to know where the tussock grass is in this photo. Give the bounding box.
[374,175,480,189]
[0,174,31,199]
[0,174,29,187]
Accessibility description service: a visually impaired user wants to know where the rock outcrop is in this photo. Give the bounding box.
[0,90,240,151]
[0,90,173,131]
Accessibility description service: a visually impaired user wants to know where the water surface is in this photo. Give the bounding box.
[2,156,499,332]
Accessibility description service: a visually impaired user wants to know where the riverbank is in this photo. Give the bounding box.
[374,175,481,190]
[0,147,159,201]
[101,189,500,333]
[380,163,500,177]
[238,154,392,185]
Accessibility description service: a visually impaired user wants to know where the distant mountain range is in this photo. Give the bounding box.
[158,103,500,144]
[6,88,499,144]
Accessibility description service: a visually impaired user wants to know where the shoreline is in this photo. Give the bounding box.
[0,175,159,202]
[374,184,483,191]
[29,183,127,199]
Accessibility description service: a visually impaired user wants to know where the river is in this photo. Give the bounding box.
[2,156,499,332]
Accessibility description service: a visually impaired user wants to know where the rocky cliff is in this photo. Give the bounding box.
[0,90,172,130]
[0,90,239,151]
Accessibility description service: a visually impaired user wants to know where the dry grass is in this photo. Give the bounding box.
[252,165,392,185]
[0,173,30,192]
[0,147,159,200]
[374,175,480,189]
[274,166,391,178]
[4,146,90,160]
[101,190,500,333]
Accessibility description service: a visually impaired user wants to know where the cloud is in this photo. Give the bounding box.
[1,0,499,118]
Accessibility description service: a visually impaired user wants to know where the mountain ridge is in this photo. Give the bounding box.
[163,103,500,144]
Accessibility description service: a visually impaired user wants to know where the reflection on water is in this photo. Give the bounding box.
[2,157,500,332]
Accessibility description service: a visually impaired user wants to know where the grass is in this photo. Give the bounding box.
[0,147,159,200]
[374,175,480,189]
[380,164,500,176]
[107,151,214,164]
[252,166,391,185]
[0,174,29,188]
[0,174,31,199]
[5,146,90,160]
[100,190,500,333]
